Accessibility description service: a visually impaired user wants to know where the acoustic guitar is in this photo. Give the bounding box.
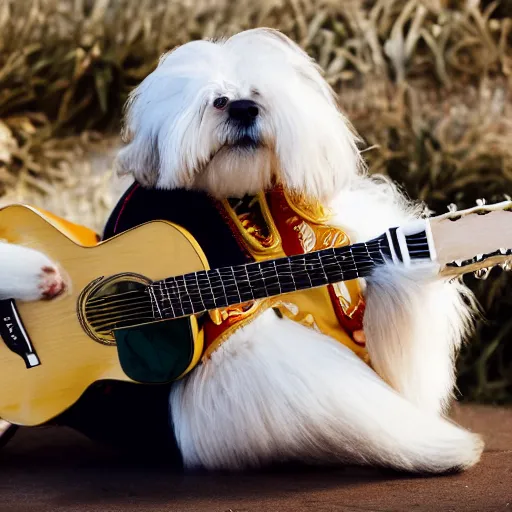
[0,200,511,427]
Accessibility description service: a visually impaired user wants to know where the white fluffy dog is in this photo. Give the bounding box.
[115,28,483,472]
[1,28,484,472]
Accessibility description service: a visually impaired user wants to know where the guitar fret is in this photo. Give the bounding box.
[235,266,254,302]
[302,256,313,289]
[243,265,252,301]
[150,234,391,320]
[176,275,194,315]
[257,263,269,299]
[323,248,343,282]
[185,273,205,312]
[170,278,186,317]
[195,271,216,310]
[258,261,273,295]
[349,246,357,277]
[273,261,282,295]
[194,272,207,310]
[211,269,229,308]
[205,270,218,309]
[218,267,239,303]
[163,279,176,318]
[317,252,329,284]
[148,284,162,319]
[231,267,242,303]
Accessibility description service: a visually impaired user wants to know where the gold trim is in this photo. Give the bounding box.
[176,315,205,379]
[203,188,368,363]
[283,189,333,224]
[202,300,272,361]
[221,193,283,259]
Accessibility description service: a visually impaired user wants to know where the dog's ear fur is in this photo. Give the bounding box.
[114,41,217,190]
[115,92,160,188]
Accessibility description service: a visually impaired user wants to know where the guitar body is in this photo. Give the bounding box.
[0,205,208,426]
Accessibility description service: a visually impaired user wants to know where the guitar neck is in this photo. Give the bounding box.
[148,225,433,320]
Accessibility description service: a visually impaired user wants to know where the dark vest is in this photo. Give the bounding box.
[56,182,250,464]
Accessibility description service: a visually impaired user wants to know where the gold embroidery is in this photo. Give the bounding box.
[221,194,282,259]
[202,300,272,360]
[203,187,368,364]
[283,189,333,224]
[293,221,316,252]
[331,281,361,319]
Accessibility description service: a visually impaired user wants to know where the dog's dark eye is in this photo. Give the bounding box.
[213,97,229,110]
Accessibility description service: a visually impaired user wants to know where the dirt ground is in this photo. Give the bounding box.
[0,404,511,512]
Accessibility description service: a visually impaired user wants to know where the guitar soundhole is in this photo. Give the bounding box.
[78,273,153,345]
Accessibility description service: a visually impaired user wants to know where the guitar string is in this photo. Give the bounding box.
[87,279,370,329]
[84,241,406,328]
[85,258,377,322]
[85,236,430,323]
[87,289,147,305]
[91,251,390,310]
[85,240,401,315]
[90,315,155,331]
[86,304,156,321]
[85,244,390,311]
[87,261,432,330]
[86,237,427,312]
[85,299,155,313]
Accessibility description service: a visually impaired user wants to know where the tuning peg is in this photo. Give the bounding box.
[474,267,492,280]
[474,267,492,279]
[500,261,512,272]
[476,198,487,207]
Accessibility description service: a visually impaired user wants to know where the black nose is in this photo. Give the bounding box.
[228,100,259,125]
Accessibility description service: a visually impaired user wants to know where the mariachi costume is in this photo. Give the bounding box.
[55,182,369,463]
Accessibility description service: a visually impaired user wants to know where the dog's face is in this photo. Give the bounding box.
[117,28,362,201]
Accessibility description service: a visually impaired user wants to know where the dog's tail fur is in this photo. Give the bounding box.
[170,310,483,473]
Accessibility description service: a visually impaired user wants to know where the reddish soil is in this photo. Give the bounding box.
[0,404,511,512]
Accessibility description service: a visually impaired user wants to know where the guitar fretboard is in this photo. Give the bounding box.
[148,234,396,320]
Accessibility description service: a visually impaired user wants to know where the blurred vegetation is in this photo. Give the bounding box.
[0,0,511,402]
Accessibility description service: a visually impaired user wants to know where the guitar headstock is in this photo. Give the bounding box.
[428,199,512,280]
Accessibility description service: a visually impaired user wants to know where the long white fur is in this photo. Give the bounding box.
[117,28,483,471]
[0,27,481,472]
[171,310,482,472]
[329,177,475,415]
[118,28,361,200]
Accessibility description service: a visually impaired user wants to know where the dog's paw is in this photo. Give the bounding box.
[0,243,67,302]
[38,265,66,300]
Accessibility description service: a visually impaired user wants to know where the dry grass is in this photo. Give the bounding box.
[1,0,511,402]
